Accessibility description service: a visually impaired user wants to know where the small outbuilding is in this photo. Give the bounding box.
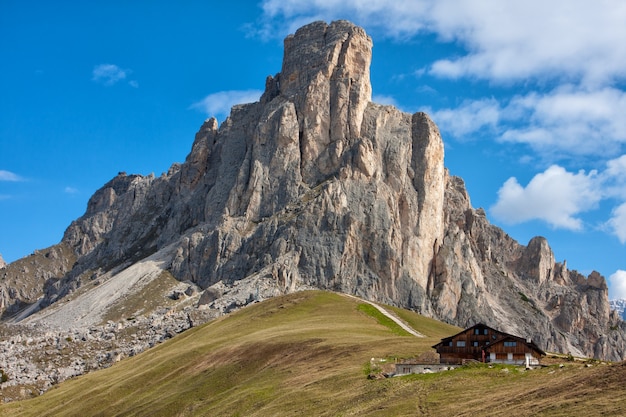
[432,323,545,366]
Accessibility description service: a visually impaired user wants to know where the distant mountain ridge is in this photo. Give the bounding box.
[0,20,624,364]
[611,299,626,320]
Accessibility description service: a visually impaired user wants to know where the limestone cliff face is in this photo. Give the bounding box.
[55,20,444,311]
[1,20,624,360]
[433,176,625,358]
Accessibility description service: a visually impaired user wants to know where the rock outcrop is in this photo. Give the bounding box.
[1,20,624,367]
[434,178,625,358]
[0,245,75,318]
[611,299,626,320]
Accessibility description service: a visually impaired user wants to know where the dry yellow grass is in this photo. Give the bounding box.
[2,291,624,416]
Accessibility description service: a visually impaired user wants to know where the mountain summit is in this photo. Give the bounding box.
[1,20,624,361]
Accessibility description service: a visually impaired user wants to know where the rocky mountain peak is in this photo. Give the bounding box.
[261,20,373,185]
[0,253,6,269]
[276,20,371,101]
[1,20,624,365]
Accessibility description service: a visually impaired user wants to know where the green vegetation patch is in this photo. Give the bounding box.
[387,305,461,338]
[357,303,411,336]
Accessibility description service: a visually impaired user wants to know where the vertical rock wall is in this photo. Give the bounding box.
[2,20,623,360]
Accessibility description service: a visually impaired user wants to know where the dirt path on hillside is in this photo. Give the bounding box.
[341,293,425,337]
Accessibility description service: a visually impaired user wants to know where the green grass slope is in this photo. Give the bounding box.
[2,291,625,416]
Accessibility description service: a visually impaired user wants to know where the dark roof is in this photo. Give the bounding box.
[432,323,545,355]
[431,323,499,348]
[488,334,546,356]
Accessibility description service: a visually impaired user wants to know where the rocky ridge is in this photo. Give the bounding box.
[0,20,624,400]
[611,299,626,320]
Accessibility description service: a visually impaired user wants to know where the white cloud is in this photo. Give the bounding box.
[432,87,626,159]
[490,165,601,230]
[372,94,399,107]
[500,87,626,157]
[0,170,23,182]
[190,90,263,119]
[601,155,626,200]
[427,0,626,86]
[607,203,626,244]
[64,186,79,194]
[92,64,129,86]
[258,0,626,86]
[608,270,626,300]
[257,0,430,39]
[429,98,500,138]
[490,156,626,237]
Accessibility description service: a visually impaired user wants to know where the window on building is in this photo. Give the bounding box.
[484,329,489,335]
[474,328,480,335]
[473,341,479,347]
[504,341,517,347]
[457,341,466,347]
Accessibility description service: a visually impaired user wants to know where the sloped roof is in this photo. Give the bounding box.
[431,323,500,348]
[487,334,546,356]
[432,323,545,355]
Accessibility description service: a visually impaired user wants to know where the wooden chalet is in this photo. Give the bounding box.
[432,323,545,366]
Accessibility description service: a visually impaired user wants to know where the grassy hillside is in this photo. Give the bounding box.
[2,291,625,416]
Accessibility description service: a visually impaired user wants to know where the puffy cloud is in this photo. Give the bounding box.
[64,186,79,194]
[602,155,626,200]
[432,87,626,160]
[372,94,399,107]
[607,203,626,244]
[428,98,500,138]
[608,270,626,300]
[190,90,263,120]
[427,1,626,86]
[257,0,430,39]
[490,156,626,238]
[490,165,601,230]
[258,0,626,85]
[92,64,129,86]
[0,170,23,182]
[500,87,626,157]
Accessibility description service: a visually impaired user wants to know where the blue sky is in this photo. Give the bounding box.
[2,1,626,299]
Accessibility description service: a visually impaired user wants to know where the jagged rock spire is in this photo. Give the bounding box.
[262,20,373,184]
[2,20,623,362]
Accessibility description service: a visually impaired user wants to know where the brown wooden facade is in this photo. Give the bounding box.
[432,323,545,366]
